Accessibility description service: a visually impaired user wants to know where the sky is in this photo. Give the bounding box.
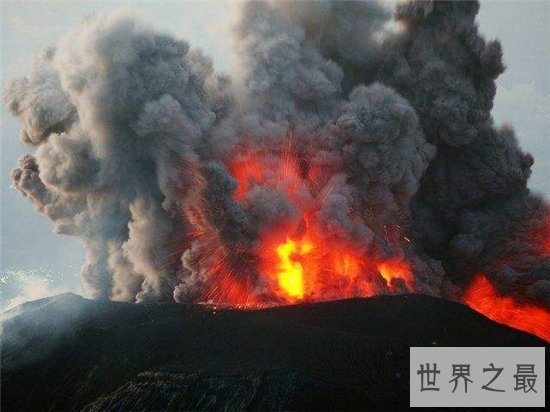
[1,0,549,309]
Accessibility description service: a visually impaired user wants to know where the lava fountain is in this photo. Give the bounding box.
[183,142,416,307]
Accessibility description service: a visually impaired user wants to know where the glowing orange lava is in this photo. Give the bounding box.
[275,237,312,299]
[225,145,413,305]
[464,275,550,342]
[259,229,372,303]
[377,258,413,290]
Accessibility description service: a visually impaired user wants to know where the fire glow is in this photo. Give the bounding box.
[464,275,550,342]
[260,231,370,303]
[189,144,550,346]
[205,145,415,306]
[274,237,311,299]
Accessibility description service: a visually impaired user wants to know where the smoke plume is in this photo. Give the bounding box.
[5,1,549,309]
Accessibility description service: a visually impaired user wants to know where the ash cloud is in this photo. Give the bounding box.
[5,1,549,308]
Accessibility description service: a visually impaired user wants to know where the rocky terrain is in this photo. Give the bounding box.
[1,294,547,411]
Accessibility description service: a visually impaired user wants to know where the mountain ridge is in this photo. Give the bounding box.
[1,293,546,411]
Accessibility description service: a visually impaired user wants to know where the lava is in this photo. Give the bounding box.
[463,275,550,342]
[377,258,413,290]
[260,229,371,303]
[225,145,414,305]
[275,237,312,299]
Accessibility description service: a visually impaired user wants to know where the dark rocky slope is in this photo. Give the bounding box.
[1,294,547,411]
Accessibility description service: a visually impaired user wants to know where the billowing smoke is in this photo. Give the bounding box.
[5,1,549,310]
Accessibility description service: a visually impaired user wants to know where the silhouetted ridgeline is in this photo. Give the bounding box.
[1,294,547,411]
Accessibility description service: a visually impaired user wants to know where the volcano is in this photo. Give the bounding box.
[3,1,550,409]
[5,0,550,320]
[1,293,546,411]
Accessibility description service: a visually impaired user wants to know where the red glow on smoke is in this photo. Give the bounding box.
[228,152,265,202]
[220,145,413,305]
[533,213,550,256]
[463,275,550,342]
[377,258,413,290]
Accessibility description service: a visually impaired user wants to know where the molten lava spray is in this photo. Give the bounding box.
[464,275,550,342]
[275,238,310,300]
[222,146,417,305]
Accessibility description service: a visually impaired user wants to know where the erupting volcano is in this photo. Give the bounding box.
[5,0,550,342]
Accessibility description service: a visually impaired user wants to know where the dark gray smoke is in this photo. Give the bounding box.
[5,1,549,309]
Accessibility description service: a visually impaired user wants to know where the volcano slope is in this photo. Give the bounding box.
[1,294,547,411]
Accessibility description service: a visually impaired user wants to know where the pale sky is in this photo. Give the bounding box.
[1,1,549,308]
